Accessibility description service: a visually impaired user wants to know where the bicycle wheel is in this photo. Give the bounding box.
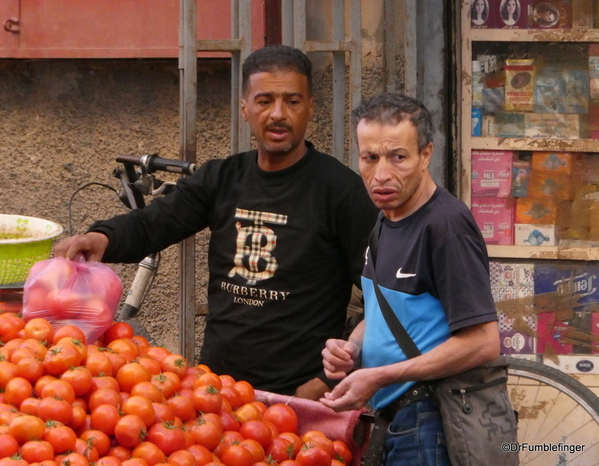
[506,356,599,465]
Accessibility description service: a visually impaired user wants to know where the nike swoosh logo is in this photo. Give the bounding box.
[396,268,416,279]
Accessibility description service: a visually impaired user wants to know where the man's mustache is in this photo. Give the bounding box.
[266,123,292,131]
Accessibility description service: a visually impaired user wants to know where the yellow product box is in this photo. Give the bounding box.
[528,171,575,200]
[505,59,535,112]
[531,151,574,175]
[515,197,557,224]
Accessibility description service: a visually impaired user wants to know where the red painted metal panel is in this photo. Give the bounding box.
[0,0,265,58]
[0,0,19,54]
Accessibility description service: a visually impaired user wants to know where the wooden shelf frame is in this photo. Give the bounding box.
[460,1,599,261]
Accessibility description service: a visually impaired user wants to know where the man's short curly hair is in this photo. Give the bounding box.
[352,93,434,153]
[242,45,313,96]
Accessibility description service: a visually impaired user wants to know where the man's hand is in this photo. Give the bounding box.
[320,367,379,412]
[53,232,109,262]
[322,339,360,380]
[294,377,330,401]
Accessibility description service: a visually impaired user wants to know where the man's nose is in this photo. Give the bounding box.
[270,99,286,120]
[373,158,392,182]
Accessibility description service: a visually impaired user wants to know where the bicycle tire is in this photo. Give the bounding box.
[506,356,599,465]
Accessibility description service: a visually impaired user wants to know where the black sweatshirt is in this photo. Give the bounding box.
[90,142,379,394]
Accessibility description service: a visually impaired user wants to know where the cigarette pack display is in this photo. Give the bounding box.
[482,87,505,114]
[531,151,575,174]
[528,0,573,29]
[471,198,514,244]
[495,112,526,137]
[471,150,514,197]
[514,223,557,246]
[534,66,589,114]
[524,113,582,139]
[505,59,535,112]
[472,108,483,136]
[511,158,531,197]
[515,197,557,224]
[482,115,496,136]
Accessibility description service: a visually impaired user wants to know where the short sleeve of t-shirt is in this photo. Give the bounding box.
[431,231,498,333]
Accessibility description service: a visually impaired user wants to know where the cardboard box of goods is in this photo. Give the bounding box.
[528,171,574,200]
[515,197,557,224]
[544,355,599,374]
[514,223,556,246]
[534,66,589,114]
[471,150,514,198]
[495,112,525,137]
[471,198,514,245]
[531,151,574,175]
[524,113,582,139]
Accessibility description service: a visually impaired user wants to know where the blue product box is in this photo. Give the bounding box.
[472,108,483,136]
[534,263,599,311]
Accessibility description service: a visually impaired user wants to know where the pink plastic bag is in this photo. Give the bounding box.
[22,256,123,344]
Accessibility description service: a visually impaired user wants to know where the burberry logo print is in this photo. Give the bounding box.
[228,208,288,285]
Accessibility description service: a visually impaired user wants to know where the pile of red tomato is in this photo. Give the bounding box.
[0,313,354,466]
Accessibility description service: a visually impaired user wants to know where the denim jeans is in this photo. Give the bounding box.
[384,398,451,466]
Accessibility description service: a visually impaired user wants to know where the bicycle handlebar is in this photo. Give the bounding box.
[116,154,197,176]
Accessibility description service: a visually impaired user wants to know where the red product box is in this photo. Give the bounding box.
[471,198,514,245]
[537,312,574,355]
[471,150,514,198]
[492,0,530,28]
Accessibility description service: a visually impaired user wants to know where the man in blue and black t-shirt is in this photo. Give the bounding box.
[320,93,503,465]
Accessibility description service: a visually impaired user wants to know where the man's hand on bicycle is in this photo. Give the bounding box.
[54,232,109,262]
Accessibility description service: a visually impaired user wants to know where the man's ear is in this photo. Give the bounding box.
[240,99,248,122]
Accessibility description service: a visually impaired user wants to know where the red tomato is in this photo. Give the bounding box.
[43,423,77,454]
[43,342,82,375]
[219,444,253,466]
[266,436,294,462]
[90,404,122,436]
[53,325,87,345]
[79,430,111,457]
[146,422,187,456]
[116,363,152,393]
[212,431,244,458]
[60,366,94,397]
[186,444,213,466]
[74,437,100,463]
[23,318,54,342]
[238,420,273,449]
[9,414,46,445]
[114,415,147,449]
[96,457,123,466]
[0,361,18,389]
[279,432,302,458]
[0,433,19,458]
[20,439,55,463]
[192,385,222,414]
[166,450,196,466]
[234,403,262,423]
[121,395,156,428]
[4,377,33,407]
[332,440,353,465]
[37,397,73,424]
[295,445,331,466]
[262,403,299,434]
[103,322,134,344]
[166,395,195,422]
[232,381,255,405]
[85,352,114,376]
[238,438,265,463]
[151,372,181,399]
[160,354,188,379]
[131,441,167,466]
[131,381,165,403]
[187,419,222,451]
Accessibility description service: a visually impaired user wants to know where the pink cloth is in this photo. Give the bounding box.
[255,390,371,465]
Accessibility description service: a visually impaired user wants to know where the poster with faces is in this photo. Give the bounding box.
[493,0,529,28]
[470,0,493,28]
